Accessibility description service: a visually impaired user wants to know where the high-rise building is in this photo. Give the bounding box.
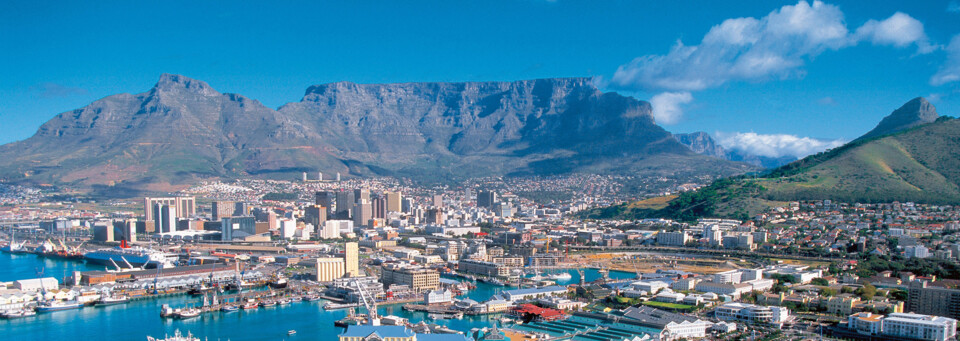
[354,189,370,204]
[908,280,960,320]
[336,190,355,219]
[315,257,345,282]
[234,202,250,216]
[373,197,387,219]
[432,195,443,208]
[477,191,497,209]
[221,216,256,241]
[304,205,327,228]
[402,197,414,214]
[145,197,196,220]
[212,201,236,221]
[153,203,176,234]
[385,191,402,213]
[93,222,114,242]
[112,219,137,243]
[319,218,340,239]
[345,242,359,277]
[316,191,336,214]
[353,200,372,228]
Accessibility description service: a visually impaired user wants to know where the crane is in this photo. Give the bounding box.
[354,279,379,326]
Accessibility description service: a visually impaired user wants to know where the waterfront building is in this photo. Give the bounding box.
[716,302,789,324]
[458,259,511,278]
[380,264,439,292]
[656,230,689,246]
[502,286,567,302]
[424,289,453,305]
[315,257,345,282]
[345,242,360,277]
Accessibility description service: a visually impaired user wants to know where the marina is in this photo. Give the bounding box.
[0,252,636,340]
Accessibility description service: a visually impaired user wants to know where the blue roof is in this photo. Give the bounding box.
[339,325,415,338]
[503,285,566,296]
[418,334,474,341]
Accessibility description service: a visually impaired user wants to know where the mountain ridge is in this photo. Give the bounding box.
[0,74,754,192]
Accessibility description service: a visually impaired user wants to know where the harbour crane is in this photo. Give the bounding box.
[354,279,379,326]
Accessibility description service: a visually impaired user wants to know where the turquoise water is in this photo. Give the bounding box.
[0,253,638,340]
[0,252,104,282]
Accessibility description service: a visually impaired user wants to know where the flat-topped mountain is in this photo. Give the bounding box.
[0,74,754,193]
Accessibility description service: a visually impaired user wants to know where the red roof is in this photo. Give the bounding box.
[512,304,565,319]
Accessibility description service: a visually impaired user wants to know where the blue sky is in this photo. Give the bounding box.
[1,0,959,158]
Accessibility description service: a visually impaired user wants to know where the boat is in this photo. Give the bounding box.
[483,278,505,286]
[1,309,36,319]
[549,272,572,280]
[96,295,130,306]
[241,299,259,310]
[323,302,361,310]
[1,232,28,254]
[259,300,277,307]
[287,330,297,335]
[267,275,288,289]
[289,296,303,303]
[220,305,239,312]
[277,298,291,305]
[303,295,322,302]
[177,308,201,319]
[36,300,83,313]
[187,284,214,296]
[160,304,179,318]
[147,330,201,341]
[84,246,177,268]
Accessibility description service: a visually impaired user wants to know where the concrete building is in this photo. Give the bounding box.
[153,203,176,234]
[144,196,195,220]
[883,313,957,341]
[380,264,439,292]
[907,279,960,320]
[716,302,789,324]
[315,257,345,282]
[344,242,359,277]
[458,259,511,278]
[279,218,297,240]
[656,230,690,246]
[477,190,497,209]
[304,205,327,229]
[335,190,355,219]
[211,201,235,221]
[385,191,402,213]
[353,200,372,228]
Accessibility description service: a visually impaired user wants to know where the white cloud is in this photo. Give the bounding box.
[931,34,960,86]
[610,1,933,92]
[949,1,960,13]
[649,91,692,125]
[716,132,846,158]
[854,12,935,53]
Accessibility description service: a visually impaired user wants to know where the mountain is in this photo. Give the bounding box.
[673,132,796,169]
[0,74,754,193]
[855,97,939,141]
[584,98,959,221]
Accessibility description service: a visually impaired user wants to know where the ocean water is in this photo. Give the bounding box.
[0,253,638,340]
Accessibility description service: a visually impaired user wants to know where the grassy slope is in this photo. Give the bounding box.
[585,118,960,221]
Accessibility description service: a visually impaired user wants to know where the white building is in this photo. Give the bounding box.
[278,218,297,240]
[424,289,453,305]
[716,302,789,325]
[883,313,957,341]
[713,270,743,284]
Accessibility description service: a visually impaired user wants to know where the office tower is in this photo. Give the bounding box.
[144,196,195,219]
[344,242,360,277]
[221,216,256,241]
[354,189,370,203]
[373,197,387,219]
[432,195,443,208]
[385,191,402,213]
[93,222,114,242]
[305,205,327,228]
[353,200,372,228]
[402,197,414,213]
[336,172,341,181]
[302,172,308,182]
[212,201,236,221]
[318,172,323,181]
[279,218,297,239]
[234,202,250,216]
[113,219,137,243]
[425,208,443,224]
[153,203,176,234]
[477,191,497,209]
[336,190,355,219]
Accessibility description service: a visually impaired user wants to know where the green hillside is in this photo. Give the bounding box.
[584,116,960,222]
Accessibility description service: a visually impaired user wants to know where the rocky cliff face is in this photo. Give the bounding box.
[0,74,753,190]
[856,97,939,141]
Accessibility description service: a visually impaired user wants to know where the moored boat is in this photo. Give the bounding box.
[36,300,83,313]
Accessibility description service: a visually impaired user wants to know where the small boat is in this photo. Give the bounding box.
[96,296,129,306]
[289,296,303,303]
[177,308,201,319]
[36,300,83,313]
[260,300,277,307]
[241,300,259,310]
[303,295,322,302]
[287,330,297,335]
[549,272,572,280]
[1,309,36,319]
[278,298,291,305]
[220,305,239,312]
[323,302,361,310]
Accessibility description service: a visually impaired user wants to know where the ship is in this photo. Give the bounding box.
[96,295,129,306]
[147,330,200,341]
[1,232,28,254]
[36,300,83,313]
[84,245,177,268]
[549,272,572,281]
[1,309,36,319]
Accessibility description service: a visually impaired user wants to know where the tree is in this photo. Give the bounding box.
[821,288,837,297]
[811,278,829,286]
[856,284,877,301]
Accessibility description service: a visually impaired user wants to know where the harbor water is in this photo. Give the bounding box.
[1,253,638,340]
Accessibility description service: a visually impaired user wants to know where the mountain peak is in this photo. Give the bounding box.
[856,97,939,141]
[153,73,219,96]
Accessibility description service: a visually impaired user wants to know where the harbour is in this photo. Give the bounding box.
[0,252,639,340]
